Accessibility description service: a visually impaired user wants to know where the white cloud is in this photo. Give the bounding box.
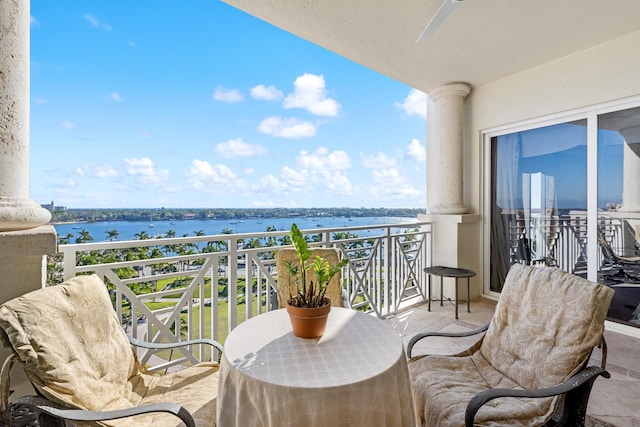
[255,174,290,193]
[186,160,247,192]
[140,131,152,139]
[250,199,280,208]
[213,87,244,103]
[74,163,118,179]
[30,16,40,27]
[370,168,420,197]
[128,40,136,47]
[258,116,316,139]
[319,170,353,193]
[396,89,427,119]
[245,167,255,174]
[361,152,397,169]
[298,147,351,171]
[406,138,426,161]
[84,14,112,31]
[283,73,341,117]
[286,149,355,195]
[60,121,77,130]
[253,156,354,197]
[94,165,118,178]
[251,167,304,195]
[110,92,122,102]
[84,14,99,27]
[280,166,308,189]
[215,138,267,158]
[250,84,283,101]
[123,157,168,184]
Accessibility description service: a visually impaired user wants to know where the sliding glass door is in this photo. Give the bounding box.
[489,120,587,292]
[597,106,640,326]
[488,104,640,327]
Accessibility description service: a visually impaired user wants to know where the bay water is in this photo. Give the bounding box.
[54,216,418,243]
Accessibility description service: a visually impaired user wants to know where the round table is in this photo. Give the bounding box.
[216,307,416,427]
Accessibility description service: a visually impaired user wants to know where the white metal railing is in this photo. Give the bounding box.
[57,222,431,369]
[506,211,639,274]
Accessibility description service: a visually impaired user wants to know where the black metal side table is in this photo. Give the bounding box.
[424,266,476,319]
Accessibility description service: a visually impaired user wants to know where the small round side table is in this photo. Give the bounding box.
[424,266,476,319]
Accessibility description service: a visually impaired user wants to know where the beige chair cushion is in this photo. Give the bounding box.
[410,351,557,426]
[481,264,613,390]
[409,264,614,427]
[0,274,219,427]
[275,248,344,308]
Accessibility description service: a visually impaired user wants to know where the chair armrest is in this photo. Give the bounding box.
[464,366,610,427]
[128,335,224,355]
[14,396,196,427]
[407,323,489,358]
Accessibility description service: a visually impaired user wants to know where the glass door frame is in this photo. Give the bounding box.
[482,96,640,302]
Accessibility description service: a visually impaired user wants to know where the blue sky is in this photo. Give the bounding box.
[29,1,427,209]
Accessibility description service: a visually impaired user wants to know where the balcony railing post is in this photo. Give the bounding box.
[384,227,392,316]
[228,237,238,331]
[60,245,77,281]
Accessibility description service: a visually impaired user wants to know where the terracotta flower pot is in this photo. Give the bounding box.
[286,297,331,338]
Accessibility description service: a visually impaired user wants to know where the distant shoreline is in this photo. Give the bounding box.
[48,207,425,225]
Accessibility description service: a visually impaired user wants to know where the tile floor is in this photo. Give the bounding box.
[385,297,640,427]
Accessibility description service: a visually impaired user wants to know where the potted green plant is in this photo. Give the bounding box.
[283,223,348,338]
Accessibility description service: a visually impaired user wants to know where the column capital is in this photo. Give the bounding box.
[428,82,471,101]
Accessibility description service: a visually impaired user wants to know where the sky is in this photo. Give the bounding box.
[29,1,427,210]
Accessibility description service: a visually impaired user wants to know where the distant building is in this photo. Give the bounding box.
[41,200,67,211]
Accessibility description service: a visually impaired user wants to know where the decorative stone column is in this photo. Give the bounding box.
[426,83,471,214]
[616,127,640,255]
[0,0,51,231]
[1,1,57,397]
[618,126,640,213]
[421,82,479,304]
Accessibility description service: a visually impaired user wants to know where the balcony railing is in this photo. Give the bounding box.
[58,222,431,370]
[507,211,640,274]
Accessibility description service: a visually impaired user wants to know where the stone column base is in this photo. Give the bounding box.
[0,197,52,232]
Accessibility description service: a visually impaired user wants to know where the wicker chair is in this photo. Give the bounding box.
[408,264,614,427]
[0,275,223,427]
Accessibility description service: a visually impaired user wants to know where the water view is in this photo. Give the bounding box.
[54,216,418,243]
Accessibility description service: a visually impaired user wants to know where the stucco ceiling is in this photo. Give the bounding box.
[221,0,640,93]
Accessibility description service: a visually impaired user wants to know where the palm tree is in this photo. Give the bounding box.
[76,229,94,244]
[165,229,176,238]
[246,238,262,249]
[58,233,74,245]
[265,226,278,247]
[278,235,292,246]
[134,230,150,240]
[193,230,205,252]
[105,229,120,241]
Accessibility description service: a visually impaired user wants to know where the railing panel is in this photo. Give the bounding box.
[56,222,430,369]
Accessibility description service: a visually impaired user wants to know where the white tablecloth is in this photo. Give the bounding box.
[217,307,415,426]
